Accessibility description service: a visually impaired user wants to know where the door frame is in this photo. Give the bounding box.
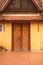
[12,21,30,51]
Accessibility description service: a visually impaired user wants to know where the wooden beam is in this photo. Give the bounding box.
[0,14,3,20]
[0,14,43,21]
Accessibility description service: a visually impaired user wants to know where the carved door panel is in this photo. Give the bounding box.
[22,24,30,51]
[12,23,30,51]
[13,24,21,51]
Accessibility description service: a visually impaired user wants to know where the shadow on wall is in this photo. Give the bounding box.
[0,46,8,51]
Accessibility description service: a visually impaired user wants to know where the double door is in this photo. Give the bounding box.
[12,23,30,51]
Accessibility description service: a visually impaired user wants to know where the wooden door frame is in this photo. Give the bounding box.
[12,22,30,51]
[28,23,30,50]
[12,23,14,51]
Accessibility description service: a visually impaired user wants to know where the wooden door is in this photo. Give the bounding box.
[22,24,30,51]
[12,24,21,51]
[12,23,30,51]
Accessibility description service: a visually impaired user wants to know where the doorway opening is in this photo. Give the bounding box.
[12,22,30,51]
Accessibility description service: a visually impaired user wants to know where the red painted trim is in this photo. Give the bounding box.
[32,0,42,11]
[0,0,11,12]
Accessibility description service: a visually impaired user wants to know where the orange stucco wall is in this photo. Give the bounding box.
[39,22,43,50]
[30,22,40,51]
[0,22,12,50]
[30,22,43,51]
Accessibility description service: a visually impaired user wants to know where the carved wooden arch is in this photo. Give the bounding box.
[32,0,42,11]
[0,0,11,12]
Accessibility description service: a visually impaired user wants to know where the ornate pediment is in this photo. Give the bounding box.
[0,0,11,12]
[0,0,43,12]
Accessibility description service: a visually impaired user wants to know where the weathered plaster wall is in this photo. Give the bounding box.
[30,22,40,51]
[39,22,43,50]
[30,22,43,51]
[0,22,12,50]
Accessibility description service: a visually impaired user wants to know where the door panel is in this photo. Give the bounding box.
[12,23,30,51]
[13,24,21,51]
[22,24,30,51]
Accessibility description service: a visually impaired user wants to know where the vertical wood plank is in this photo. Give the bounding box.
[22,24,30,51]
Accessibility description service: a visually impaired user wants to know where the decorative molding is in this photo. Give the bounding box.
[32,0,42,11]
[0,0,11,12]
[0,14,43,21]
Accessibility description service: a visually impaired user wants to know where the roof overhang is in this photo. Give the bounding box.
[0,0,11,12]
